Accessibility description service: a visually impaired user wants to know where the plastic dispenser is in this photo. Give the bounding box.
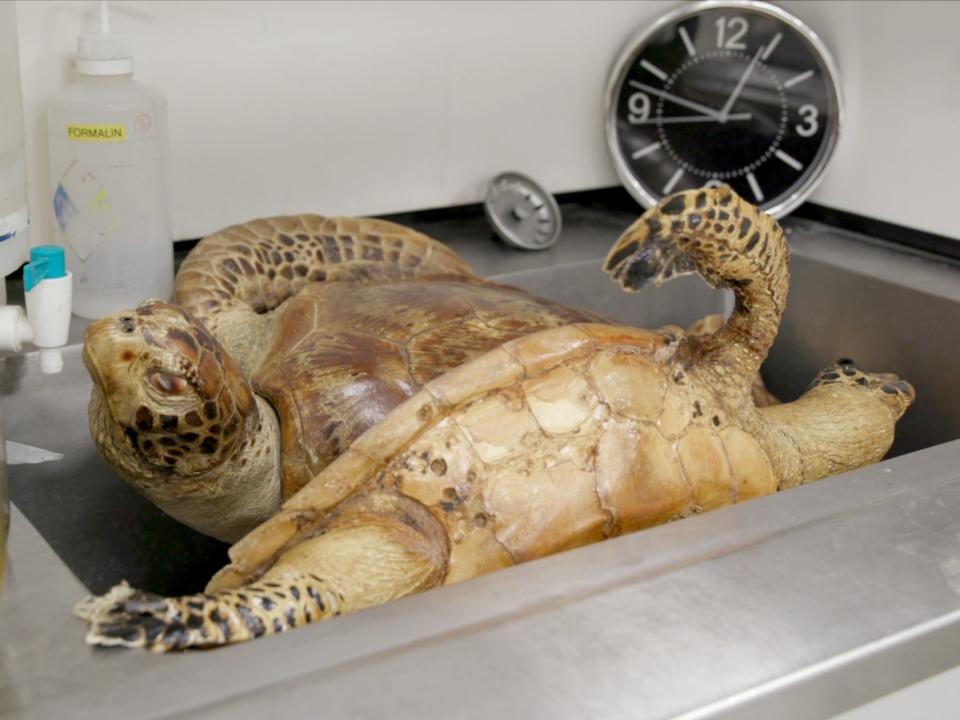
[0,247,73,374]
[47,0,173,319]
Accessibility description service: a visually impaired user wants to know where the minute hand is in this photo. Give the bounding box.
[718,45,764,121]
[628,80,720,118]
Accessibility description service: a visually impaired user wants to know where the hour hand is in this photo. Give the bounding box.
[628,80,720,119]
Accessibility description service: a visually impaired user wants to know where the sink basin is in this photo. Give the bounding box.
[4,194,960,720]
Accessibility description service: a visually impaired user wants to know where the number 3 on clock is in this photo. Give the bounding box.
[796,104,819,137]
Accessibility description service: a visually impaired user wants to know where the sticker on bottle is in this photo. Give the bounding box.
[54,160,122,260]
[66,124,127,142]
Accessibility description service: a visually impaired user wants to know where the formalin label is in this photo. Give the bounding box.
[66,124,127,142]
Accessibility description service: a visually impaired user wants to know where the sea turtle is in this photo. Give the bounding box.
[84,215,595,542]
[83,210,775,544]
[78,186,914,651]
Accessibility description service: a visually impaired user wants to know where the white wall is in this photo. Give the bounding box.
[13,0,960,242]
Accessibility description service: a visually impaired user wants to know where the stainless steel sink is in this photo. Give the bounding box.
[3,197,960,720]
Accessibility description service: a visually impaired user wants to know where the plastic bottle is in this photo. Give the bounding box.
[47,1,173,319]
[0,1,31,306]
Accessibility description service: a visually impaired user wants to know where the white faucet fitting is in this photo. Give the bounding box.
[0,246,73,374]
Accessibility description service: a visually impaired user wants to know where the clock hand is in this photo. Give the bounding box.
[718,45,764,122]
[628,80,720,118]
[632,113,752,125]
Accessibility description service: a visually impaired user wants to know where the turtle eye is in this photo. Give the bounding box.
[147,370,189,395]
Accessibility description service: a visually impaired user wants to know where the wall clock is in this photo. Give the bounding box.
[605,0,842,217]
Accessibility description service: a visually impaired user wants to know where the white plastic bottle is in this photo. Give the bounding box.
[47,1,173,319]
[0,1,31,306]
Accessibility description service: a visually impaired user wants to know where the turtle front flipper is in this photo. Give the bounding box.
[605,186,788,404]
[78,573,343,652]
[175,216,475,375]
[78,493,448,652]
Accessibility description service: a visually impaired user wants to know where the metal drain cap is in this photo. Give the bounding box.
[484,171,562,251]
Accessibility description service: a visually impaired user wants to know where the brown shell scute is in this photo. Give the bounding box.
[251,278,596,498]
[177,212,598,501]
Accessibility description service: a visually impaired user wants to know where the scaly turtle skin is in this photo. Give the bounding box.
[84,216,594,542]
[78,186,914,651]
[688,313,780,407]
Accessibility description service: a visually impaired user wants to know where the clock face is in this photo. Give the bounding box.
[606,1,842,217]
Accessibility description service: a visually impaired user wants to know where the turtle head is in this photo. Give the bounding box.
[809,358,915,421]
[83,300,256,486]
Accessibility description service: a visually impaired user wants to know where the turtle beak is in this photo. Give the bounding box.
[82,319,110,386]
[83,312,142,393]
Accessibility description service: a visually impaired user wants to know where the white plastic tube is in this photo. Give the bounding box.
[25,273,73,374]
[0,268,73,374]
[0,305,33,353]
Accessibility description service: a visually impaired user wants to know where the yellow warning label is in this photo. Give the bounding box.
[66,124,127,142]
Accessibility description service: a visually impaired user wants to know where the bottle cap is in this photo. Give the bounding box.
[24,246,66,292]
[77,32,133,75]
[76,2,133,76]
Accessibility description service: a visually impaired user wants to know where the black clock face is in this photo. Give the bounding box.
[608,2,840,216]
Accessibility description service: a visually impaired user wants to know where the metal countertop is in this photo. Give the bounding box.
[2,195,960,719]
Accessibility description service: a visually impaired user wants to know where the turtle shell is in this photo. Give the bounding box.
[251,277,594,497]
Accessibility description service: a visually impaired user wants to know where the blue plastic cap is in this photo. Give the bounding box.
[24,245,67,292]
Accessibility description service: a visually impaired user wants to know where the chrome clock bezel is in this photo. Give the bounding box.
[604,0,844,218]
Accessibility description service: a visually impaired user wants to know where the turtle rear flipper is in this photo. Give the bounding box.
[78,493,448,652]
